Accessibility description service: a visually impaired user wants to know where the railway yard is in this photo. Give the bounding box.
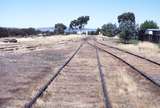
[0,35,160,108]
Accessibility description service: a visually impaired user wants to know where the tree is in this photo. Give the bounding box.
[101,23,118,37]
[0,27,39,37]
[118,12,135,24]
[0,27,9,37]
[69,20,79,30]
[96,28,101,35]
[77,16,90,29]
[119,21,137,43]
[140,20,159,30]
[54,23,67,35]
[118,12,137,43]
[69,16,90,31]
[25,28,37,35]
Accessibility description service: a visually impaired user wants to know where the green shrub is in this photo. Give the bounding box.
[128,39,139,44]
[158,43,160,48]
[101,23,118,37]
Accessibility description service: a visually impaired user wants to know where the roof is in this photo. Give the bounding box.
[146,29,160,32]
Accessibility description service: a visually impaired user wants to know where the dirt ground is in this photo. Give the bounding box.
[0,35,160,108]
[34,43,104,108]
[0,35,82,107]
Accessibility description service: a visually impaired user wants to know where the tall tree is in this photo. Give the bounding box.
[69,16,90,31]
[118,12,135,24]
[119,21,137,43]
[118,12,137,43]
[77,16,90,29]
[69,20,79,30]
[54,23,67,35]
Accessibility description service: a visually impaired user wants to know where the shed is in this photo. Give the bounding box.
[139,29,160,43]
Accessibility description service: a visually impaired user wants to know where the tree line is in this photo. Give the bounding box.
[0,13,159,44]
[0,27,40,38]
[0,16,91,37]
[101,12,159,43]
[53,12,159,44]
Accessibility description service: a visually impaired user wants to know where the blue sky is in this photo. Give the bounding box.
[0,0,160,28]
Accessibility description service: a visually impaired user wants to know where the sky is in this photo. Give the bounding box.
[0,0,160,28]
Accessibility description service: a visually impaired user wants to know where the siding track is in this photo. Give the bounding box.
[88,41,160,87]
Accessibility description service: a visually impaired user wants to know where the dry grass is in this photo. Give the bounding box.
[97,36,159,53]
[100,52,160,108]
[17,35,82,45]
[0,35,83,54]
[119,41,159,53]
[97,36,160,62]
[118,41,160,61]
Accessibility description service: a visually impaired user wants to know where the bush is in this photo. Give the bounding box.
[101,23,118,37]
[88,31,96,35]
[0,27,9,37]
[128,39,139,44]
[158,43,160,49]
[54,23,67,35]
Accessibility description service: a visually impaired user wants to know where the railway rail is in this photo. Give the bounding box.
[25,40,113,108]
[95,39,160,66]
[96,48,112,108]
[24,38,159,108]
[88,41,160,88]
[25,42,83,108]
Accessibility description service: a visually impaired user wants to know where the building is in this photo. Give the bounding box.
[139,29,160,43]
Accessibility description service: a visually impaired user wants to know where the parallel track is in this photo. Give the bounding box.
[25,43,83,108]
[95,40,160,66]
[88,42,160,88]
[24,38,159,108]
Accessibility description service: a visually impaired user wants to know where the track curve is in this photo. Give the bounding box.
[88,41,160,87]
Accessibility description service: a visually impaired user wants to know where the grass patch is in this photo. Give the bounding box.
[158,43,160,49]
[128,39,139,45]
[118,39,139,45]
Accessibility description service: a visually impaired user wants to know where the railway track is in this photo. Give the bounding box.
[25,42,83,108]
[24,38,159,108]
[96,48,112,108]
[95,39,160,66]
[25,41,113,108]
[88,41,160,88]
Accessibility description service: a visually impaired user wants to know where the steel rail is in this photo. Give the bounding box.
[25,43,83,108]
[96,48,112,108]
[88,42,160,88]
[95,40,160,66]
